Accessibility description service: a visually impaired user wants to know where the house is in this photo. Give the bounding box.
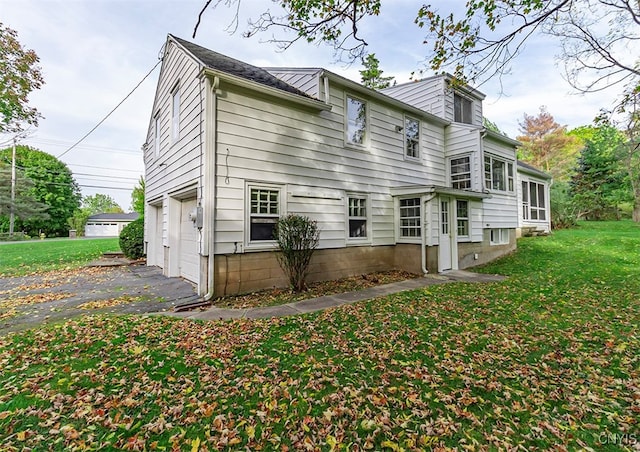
[85,212,139,237]
[516,161,552,236]
[143,34,527,297]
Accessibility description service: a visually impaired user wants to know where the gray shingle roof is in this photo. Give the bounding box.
[87,213,140,221]
[517,160,552,179]
[171,35,315,100]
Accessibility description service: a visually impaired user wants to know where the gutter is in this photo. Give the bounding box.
[202,74,219,302]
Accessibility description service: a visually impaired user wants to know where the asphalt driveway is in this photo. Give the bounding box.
[0,265,198,336]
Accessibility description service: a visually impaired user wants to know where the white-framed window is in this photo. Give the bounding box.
[456,200,469,237]
[490,228,509,245]
[450,156,471,190]
[404,116,420,159]
[454,93,473,124]
[522,181,547,221]
[399,197,421,238]
[346,95,367,146]
[347,195,369,240]
[248,186,281,242]
[154,114,160,157]
[522,181,530,220]
[484,155,514,192]
[171,84,181,142]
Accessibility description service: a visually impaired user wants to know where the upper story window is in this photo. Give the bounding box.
[171,85,181,142]
[456,200,469,237]
[154,114,160,157]
[404,116,420,159]
[249,187,280,242]
[522,180,547,221]
[399,198,421,238]
[346,95,367,146]
[347,195,368,240]
[454,93,473,124]
[450,156,471,190]
[484,155,514,192]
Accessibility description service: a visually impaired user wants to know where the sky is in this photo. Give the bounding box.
[1,0,628,210]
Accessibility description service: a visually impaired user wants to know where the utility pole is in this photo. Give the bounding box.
[9,137,16,236]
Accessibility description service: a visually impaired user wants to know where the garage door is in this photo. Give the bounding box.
[85,222,119,237]
[179,199,199,283]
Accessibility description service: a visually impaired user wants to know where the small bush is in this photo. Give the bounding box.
[274,214,320,292]
[119,217,145,259]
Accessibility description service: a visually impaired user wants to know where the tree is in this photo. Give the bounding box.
[131,176,145,216]
[82,194,123,214]
[0,164,49,229]
[570,124,629,219]
[0,145,81,236]
[360,54,394,90]
[0,23,44,133]
[193,1,639,96]
[516,106,582,181]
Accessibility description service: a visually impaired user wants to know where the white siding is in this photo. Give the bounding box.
[265,69,321,98]
[144,39,204,204]
[482,137,518,228]
[381,78,444,116]
[213,80,448,254]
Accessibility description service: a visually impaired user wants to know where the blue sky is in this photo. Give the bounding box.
[2,0,625,209]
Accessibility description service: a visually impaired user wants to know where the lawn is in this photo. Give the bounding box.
[0,237,120,277]
[0,221,638,450]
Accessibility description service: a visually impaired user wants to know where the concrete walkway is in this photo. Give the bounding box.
[166,270,506,321]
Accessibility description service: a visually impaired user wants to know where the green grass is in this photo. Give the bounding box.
[0,221,639,450]
[0,237,120,277]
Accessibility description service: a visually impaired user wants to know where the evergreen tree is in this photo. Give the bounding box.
[570,125,629,220]
[359,54,394,90]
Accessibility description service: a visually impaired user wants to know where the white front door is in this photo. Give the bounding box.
[439,197,452,271]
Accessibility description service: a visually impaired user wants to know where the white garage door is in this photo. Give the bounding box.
[85,222,119,237]
[179,199,199,283]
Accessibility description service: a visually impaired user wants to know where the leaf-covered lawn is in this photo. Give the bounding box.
[0,237,120,277]
[0,221,639,450]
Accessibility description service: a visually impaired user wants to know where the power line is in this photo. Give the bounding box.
[66,162,142,173]
[27,137,140,154]
[57,59,162,159]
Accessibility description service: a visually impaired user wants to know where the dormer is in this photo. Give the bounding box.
[381,74,485,126]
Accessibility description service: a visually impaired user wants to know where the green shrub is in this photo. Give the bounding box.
[274,214,320,292]
[119,217,145,259]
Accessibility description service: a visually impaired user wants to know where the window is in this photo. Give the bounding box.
[456,200,469,237]
[484,155,514,192]
[454,93,473,124]
[522,181,529,220]
[249,187,280,241]
[348,196,368,239]
[399,198,421,238]
[404,116,420,159]
[450,156,471,189]
[346,96,367,146]
[154,114,160,157]
[171,85,180,141]
[528,181,546,220]
[490,228,509,245]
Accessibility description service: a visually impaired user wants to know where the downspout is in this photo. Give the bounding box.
[202,75,219,301]
[421,193,437,274]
